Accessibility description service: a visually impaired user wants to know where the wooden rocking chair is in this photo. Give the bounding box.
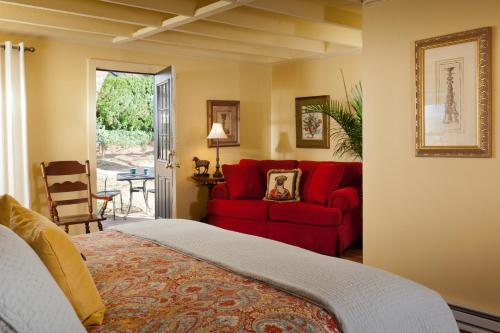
[40,160,112,233]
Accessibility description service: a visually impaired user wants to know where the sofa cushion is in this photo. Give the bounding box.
[222,164,265,199]
[269,202,342,227]
[306,163,346,205]
[208,199,271,221]
[339,162,362,188]
[257,160,298,179]
[264,169,301,202]
[297,161,320,201]
[239,159,259,166]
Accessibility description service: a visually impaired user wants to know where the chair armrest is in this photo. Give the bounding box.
[327,186,361,212]
[92,193,112,201]
[211,183,229,200]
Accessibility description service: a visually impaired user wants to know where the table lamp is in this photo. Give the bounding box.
[207,123,228,178]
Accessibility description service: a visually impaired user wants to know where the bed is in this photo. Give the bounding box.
[72,219,459,333]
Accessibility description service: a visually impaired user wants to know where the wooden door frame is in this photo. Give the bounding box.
[86,59,177,217]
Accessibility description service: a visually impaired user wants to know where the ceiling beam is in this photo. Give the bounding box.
[113,0,254,44]
[207,6,362,47]
[99,0,198,17]
[246,0,362,28]
[173,21,327,54]
[0,0,169,27]
[0,20,282,64]
[0,2,139,37]
[147,31,314,60]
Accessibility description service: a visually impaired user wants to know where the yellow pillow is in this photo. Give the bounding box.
[0,194,21,227]
[10,205,105,326]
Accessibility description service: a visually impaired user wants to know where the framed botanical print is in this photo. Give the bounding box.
[295,95,330,149]
[207,100,240,147]
[415,27,491,157]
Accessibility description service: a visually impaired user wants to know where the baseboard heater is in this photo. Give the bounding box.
[450,304,500,333]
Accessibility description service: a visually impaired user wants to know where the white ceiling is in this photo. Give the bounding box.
[0,0,363,64]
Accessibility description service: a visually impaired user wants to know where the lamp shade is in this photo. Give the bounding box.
[207,123,228,139]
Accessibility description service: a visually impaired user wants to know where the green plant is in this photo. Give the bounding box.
[305,73,362,159]
[96,74,154,132]
[97,129,153,148]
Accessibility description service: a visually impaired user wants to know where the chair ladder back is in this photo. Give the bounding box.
[40,160,94,223]
[85,160,93,216]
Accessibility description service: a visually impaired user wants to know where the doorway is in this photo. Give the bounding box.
[88,60,176,227]
[95,69,155,223]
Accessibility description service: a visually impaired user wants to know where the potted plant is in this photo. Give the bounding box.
[305,72,362,159]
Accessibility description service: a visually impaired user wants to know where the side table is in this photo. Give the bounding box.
[191,175,225,198]
[191,175,225,222]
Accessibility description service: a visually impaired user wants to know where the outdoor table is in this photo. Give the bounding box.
[117,171,155,218]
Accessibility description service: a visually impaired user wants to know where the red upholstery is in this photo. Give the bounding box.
[328,186,360,211]
[269,202,342,227]
[267,221,338,256]
[242,159,298,183]
[211,183,229,200]
[208,199,270,221]
[297,161,320,201]
[209,159,362,256]
[257,160,298,178]
[222,164,265,199]
[339,162,362,188]
[209,216,267,237]
[306,163,345,205]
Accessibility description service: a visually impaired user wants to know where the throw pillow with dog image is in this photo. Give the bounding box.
[264,169,301,202]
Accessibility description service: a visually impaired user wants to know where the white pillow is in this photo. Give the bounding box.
[0,225,86,333]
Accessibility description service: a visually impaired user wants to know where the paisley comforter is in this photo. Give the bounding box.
[73,230,340,333]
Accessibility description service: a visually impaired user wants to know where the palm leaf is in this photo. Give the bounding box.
[304,80,362,159]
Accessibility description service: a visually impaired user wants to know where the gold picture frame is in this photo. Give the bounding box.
[415,27,491,157]
[295,95,330,149]
[207,100,240,147]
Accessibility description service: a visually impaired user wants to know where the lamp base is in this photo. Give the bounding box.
[213,169,223,178]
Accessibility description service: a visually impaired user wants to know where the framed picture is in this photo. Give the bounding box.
[415,27,491,157]
[207,100,240,147]
[295,95,330,149]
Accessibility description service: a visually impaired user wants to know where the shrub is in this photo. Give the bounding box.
[96,74,154,131]
[97,128,153,149]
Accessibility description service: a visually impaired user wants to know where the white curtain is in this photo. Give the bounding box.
[0,41,30,207]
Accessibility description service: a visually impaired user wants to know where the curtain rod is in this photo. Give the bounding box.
[0,44,35,53]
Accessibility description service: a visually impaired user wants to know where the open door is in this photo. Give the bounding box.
[154,66,175,219]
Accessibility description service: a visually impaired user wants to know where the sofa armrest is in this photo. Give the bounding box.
[327,186,361,212]
[211,183,229,200]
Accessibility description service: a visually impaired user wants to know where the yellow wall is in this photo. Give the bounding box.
[0,33,271,224]
[363,0,500,315]
[271,54,361,161]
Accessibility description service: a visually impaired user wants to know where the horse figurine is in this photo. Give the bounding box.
[192,157,210,176]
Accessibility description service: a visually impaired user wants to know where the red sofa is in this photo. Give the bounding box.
[208,159,362,256]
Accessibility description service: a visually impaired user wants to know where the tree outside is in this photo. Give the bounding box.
[96,70,155,222]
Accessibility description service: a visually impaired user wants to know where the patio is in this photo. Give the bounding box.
[97,144,155,224]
